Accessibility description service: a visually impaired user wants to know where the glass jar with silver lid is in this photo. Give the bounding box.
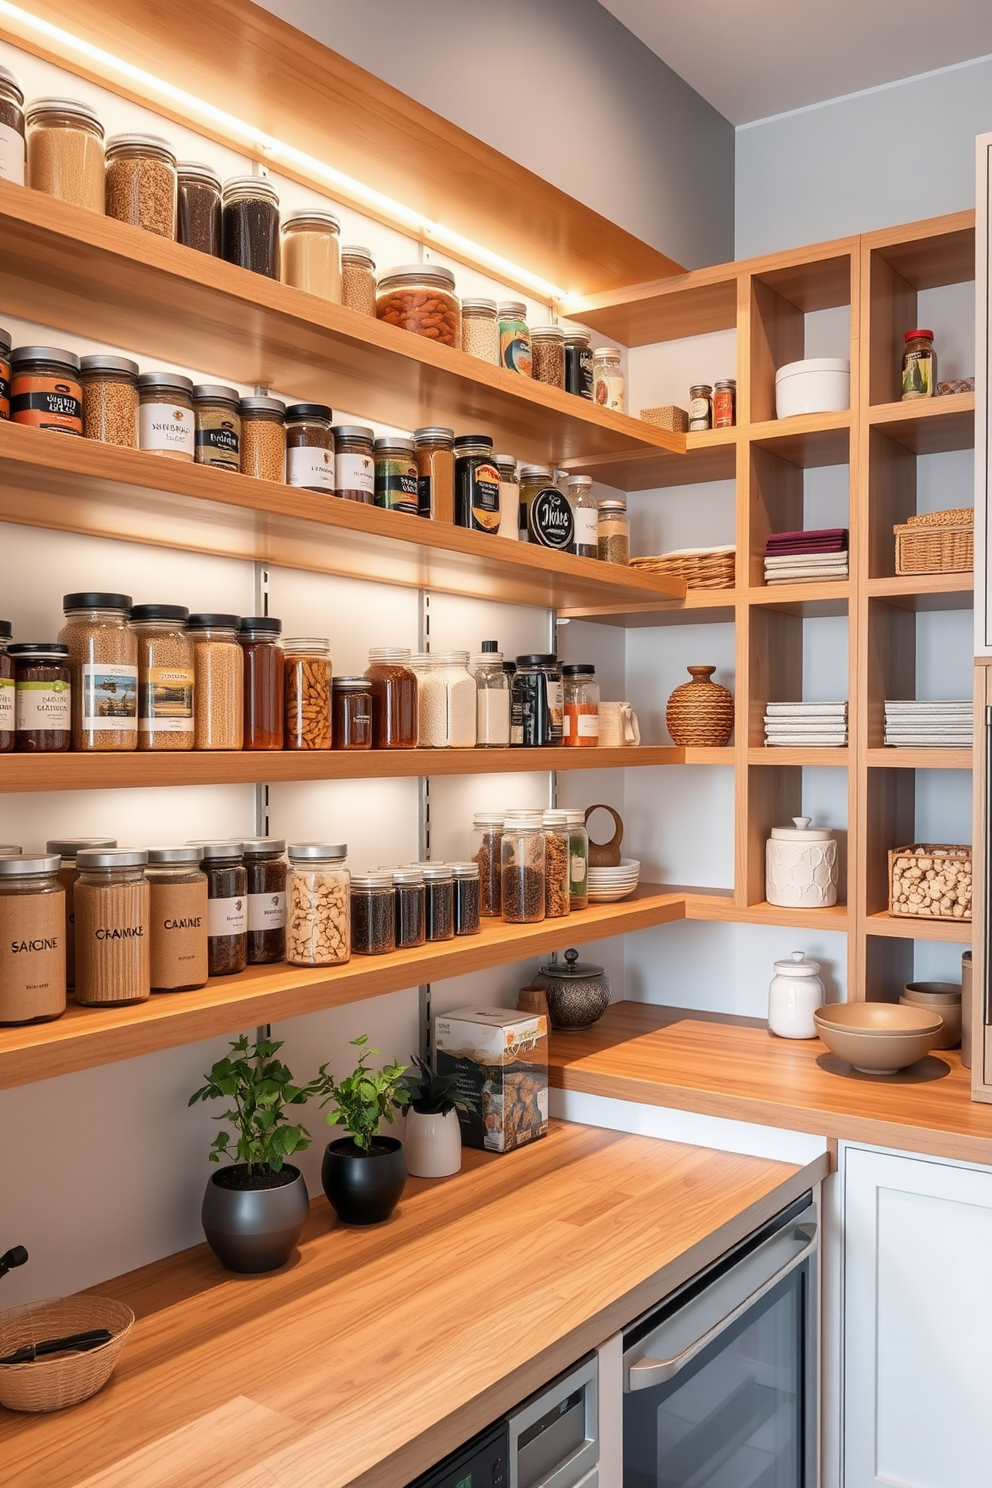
[138,372,195,461]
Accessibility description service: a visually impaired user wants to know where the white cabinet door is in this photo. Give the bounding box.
[843,1144,992,1488]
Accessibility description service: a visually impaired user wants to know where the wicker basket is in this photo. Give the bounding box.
[640,404,689,433]
[894,509,974,575]
[888,844,972,922]
[0,1296,134,1412]
[630,547,735,590]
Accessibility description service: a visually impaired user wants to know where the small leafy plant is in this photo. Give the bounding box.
[189,1035,317,1178]
[397,1054,473,1116]
[317,1035,409,1153]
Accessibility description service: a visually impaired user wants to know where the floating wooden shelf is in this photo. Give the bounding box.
[866,573,974,610]
[685,898,849,931]
[563,426,737,492]
[747,411,851,468]
[865,911,973,944]
[747,582,850,618]
[747,748,849,767]
[868,393,975,454]
[561,263,742,347]
[865,749,972,770]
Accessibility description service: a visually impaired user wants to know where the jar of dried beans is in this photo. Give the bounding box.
[331,676,372,749]
[0,854,65,1026]
[138,372,195,461]
[501,815,546,924]
[531,326,565,389]
[286,403,335,493]
[374,437,419,515]
[497,302,531,375]
[177,161,221,256]
[48,835,117,989]
[341,244,376,316]
[26,97,105,213]
[461,298,500,364]
[332,424,375,502]
[376,264,460,347]
[73,847,150,1007]
[239,616,284,750]
[242,837,287,965]
[222,175,280,279]
[187,614,244,751]
[351,871,396,956]
[60,591,138,752]
[0,620,13,753]
[280,209,341,302]
[421,862,454,941]
[451,861,481,936]
[146,845,208,992]
[10,346,82,436]
[284,637,332,749]
[286,843,350,966]
[366,647,418,748]
[471,812,504,917]
[193,384,241,472]
[0,63,25,186]
[391,866,425,947]
[80,354,139,447]
[105,133,177,238]
[542,810,571,918]
[414,427,455,521]
[562,663,599,747]
[240,396,286,482]
[195,840,247,976]
[130,603,195,752]
[10,643,71,752]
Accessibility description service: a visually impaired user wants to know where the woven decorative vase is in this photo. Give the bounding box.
[666,666,734,746]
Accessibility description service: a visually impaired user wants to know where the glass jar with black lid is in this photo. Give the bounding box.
[221,175,280,279]
[242,837,287,965]
[192,840,247,976]
[10,644,71,752]
[332,675,373,749]
[564,329,594,399]
[511,654,563,747]
[374,437,419,515]
[192,384,241,471]
[286,403,335,493]
[0,63,25,186]
[454,434,500,535]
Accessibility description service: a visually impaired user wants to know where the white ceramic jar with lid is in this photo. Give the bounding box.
[766,816,838,908]
[768,951,825,1039]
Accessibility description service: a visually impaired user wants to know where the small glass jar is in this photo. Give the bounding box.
[461,298,500,364]
[689,383,712,431]
[74,847,150,1006]
[222,175,280,278]
[0,326,10,420]
[195,840,247,976]
[239,616,284,750]
[389,866,424,949]
[598,499,630,565]
[80,355,139,447]
[471,644,510,747]
[242,837,287,965]
[564,809,589,911]
[60,591,138,753]
[562,663,599,747]
[416,651,477,748]
[454,434,501,534]
[518,465,553,545]
[105,133,177,238]
[422,863,454,942]
[284,638,332,749]
[414,427,455,521]
[713,379,736,428]
[0,620,13,753]
[138,372,195,461]
[47,836,116,989]
[10,347,82,436]
[366,647,418,748]
[471,812,504,917]
[130,603,194,753]
[593,347,624,411]
[280,209,341,301]
[497,302,532,375]
[0,64,25,187]
[332,676,372,750]
[510,654,563,747]
[240,396,286,482]
[495,455,519,541]
[567,475,599,558]
[351,871,396,956]
[10,644,71,752]
[146,845,208,992]
[26,97,105,212]
[177,162,221,256]
[193,384,241,472]
[564,329,594,400]
[500,816,546,924]
[542,810,571,919]
[531,325,565,389]
[187,614,244,751]
[374,437,419,515]
[451,861,481,936]
[903,329,937,400]
[286,403,335,492]
[376,264,460,347]
[341,245,376,316]
[332,424,375,503]
[286,843,350,966]
[0,855,65,1025]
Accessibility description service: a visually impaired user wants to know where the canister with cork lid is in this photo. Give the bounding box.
[146,846,208,992]
[0,855,65,1026]
[48,836,117,989]
[73,847,150,1007]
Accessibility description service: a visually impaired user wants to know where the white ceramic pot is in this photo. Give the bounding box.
[775,357,850,418]
[404,1107,462,1178]
[768,951,825,1039]
[766,816,838,908]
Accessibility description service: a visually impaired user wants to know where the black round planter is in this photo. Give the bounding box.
[321,1136,407,1225]
[201,1164,309,1273]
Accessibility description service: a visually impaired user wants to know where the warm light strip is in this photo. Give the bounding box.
[0,1,571,303]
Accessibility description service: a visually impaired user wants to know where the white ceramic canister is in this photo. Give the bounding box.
[404,1106,462,1178]
[775,357,850,418]
[768,951,825,1039]
[766,816,838,908]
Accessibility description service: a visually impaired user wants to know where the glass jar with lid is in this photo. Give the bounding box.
[567,475,599,558]
[415,651,477,748]
[494,455,519,541]
[239,616,284,750]
[471,642,510,747]
[240,396,286,482]
[286,843,350,966]
[341,245,376,316]
[497,302,532,375]
[187,614,244,751]
[500,815,546,924]
[280,209,341,301]
[376,264,460,347]
[518,465,553,545]
[10,347,82,436]
[192,384,241,471]
[688,384,712,431]
[138,372,195,461]
[0,854,65,1025]
[286,403,335,492]
[177,162,221,256]
[11,644,71,752]
[564,809,589,910]
[564,329,593,400]
[0,63,25,186]
[242,837,287,965]
[471,812,504,917]
[562,663,599,747]
[713,379,736,428]
[454,435,501,534]
[222,175,280,278]
[366,647,418,748]
[74,847,150,1007]
[902,329,937,400]
[332,424,375,503]
[26,97,105,212]
[593,347,624,411]
[414,427,455,521]
[194,840,247,975]
[598,499,630,565]
[542,810,571,918]
[531,326,565,388]
[47,836,116,989]
[146,845,208,992]
[391,866,425,948]
[284,637,332,749]
[421,862,454,941]
[351,871,396,956]
[105,133,177,238]
[511,654,563,747]
[374,437,419,515]
[461,298,500,364]
[80,354,139,447]
[0,620,12,753]
[0,326,10,419]
[332,676,372,749]
[451,861,481,936]
[59,591,138,753]
[130,603,194,753]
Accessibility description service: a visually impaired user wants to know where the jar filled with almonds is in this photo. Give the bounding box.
[286,842,350,966]
[376,264,460,347]
[284,637,332,749]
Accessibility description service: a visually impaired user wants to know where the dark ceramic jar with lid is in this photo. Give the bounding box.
[531,948,611,1029]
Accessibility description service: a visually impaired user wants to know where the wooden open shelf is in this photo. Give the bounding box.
[866,573,973,610]
[747,411,851,468]
[748,748,849,767]
[865,912,973,944]
[866,748,972,770]
[686,898,849,931]
[868,392,975,454]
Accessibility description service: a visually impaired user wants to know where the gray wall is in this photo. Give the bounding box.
[256,0,734,270]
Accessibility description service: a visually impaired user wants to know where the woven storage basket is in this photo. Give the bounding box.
[640,404,689,433]
[630,547,735,590]
[888,843,972,922]
[894,508,974,574]
[0,1296,134,1412]
[666,666,734,747]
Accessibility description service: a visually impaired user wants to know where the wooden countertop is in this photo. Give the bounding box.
[549,1003,992,1166]
[0,1122,825,1488]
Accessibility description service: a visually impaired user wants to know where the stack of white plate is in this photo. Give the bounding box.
[884,699,972,747]
[587,858,640,903]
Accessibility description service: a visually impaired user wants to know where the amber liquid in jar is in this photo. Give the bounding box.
[366,649,418,748]
[240,618,284,750]
[332,677,372,749]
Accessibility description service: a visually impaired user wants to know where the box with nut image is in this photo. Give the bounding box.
[434,1007,548,1154]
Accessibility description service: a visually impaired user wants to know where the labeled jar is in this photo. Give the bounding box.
[902,329,937,400]
[713,379,736,428]
[11,644,71,752]
[341,244,376,316]
[332,424,375,502]
[130,603,194,752]
[80,355,139,447]
[471,812,504,917]
[243,837,287,965]
[374,437,419,515]
[415,651,477,748]
[542,810,571,919]
[564,809,589,911]
[519,465,552,545]
[0,64,25,186]
[188,614,244,751]
[286,843,350,966]
[392,866,426,948]
[497,302,531,375]
[0,326,10,419]
[562,663,599,746]
[60,592,138,752]
[351,871,396,956]
[367,647,418,748]
[240,396,286,482]
[564,329,594,400]
[105,133,177,238]
[501,816,546,924]
[451,861,481,936]
[284,638,332,749]
[138,372,194,460]
[376,264,460,347]
[593,347,624,411]
[177,161,221,256]
[531,325,565,388]
[0,620,13,752]
[688,383,712,431]
[563,476,596,559]
[332,675,372,749]
[286,403,335,492]
[146,846,208,992]
[414,427,455,521]
[10,346,82,436]
[192,384,241,471]
[196,841,247,976]
[48,837,117,990]
[280,209,341,301]
[454,434,501,534]
[422,862,454,942]
[461,298,500,363]
[0,855,65,1025]
[26,97,105,212]
[528,468,574,550]
[598,499,629,565]
[74,847,150,1007]
[239,616,284,750]
[222,175,280,279]
[495,455,519,541]
[471,643,510,747]
[511,654,563,747]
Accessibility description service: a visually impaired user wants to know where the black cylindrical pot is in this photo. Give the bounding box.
[321,1136,406,1225]
[201,1164,309,1273]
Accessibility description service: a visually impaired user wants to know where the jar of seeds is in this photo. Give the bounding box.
[351,871,396,956]
[422,862,454,942]
[240,396,286,482]
[146,845,208,992]
[461,298,500,364]
[531,326,565,389]
[366,647,418,748]
[332,675,372,749]
[193,384,241,472]
[392,866,425,948]
[80,355,138,446]
[74,847,150,1006]
[501,815,546,924]
[0,63,25,186]
[105,133,177,238]
[10,644,71,752]
[47,836,116,989]
[26,97,105,213]
[280,210,341,301]
[564,809,589,910]
[286,843,350,966]
[497,302,532,375]
[284,638,332,749]
[60,592,138,752]
[239,616,284,750]
[187,614,243,750]
[138,372,195,461]
[340,245,376,316]
[474,802,507,918]
[451,861,481,935]
[597,499,629,565]
[0,855,65,1025]
[332,424,375,502]
[542,810,571,918]
[286,403,335,493]
[374,437,419,515]
[195,840,247,976]
[243,837,287,965]
[177,161,221,256]
[130,603,194,752]
[222,175,280,278]
[0,620,12,753]
[414,427,455,521]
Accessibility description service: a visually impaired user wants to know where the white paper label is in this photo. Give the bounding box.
[207,895,247,938]
[574,507,598,547]
[336,451,374,495]
[570,854,586,884]
[0,121,25,185]
[576,713,599,738]
[0,677,13,729]
[82,663,138,730]
[16,680,70,730]
[248,891,286,932]
[287,445,335,490]
[140,400,195,456]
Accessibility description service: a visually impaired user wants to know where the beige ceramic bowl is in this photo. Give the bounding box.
[813,1003,943,1073]
[900,982,962,1049]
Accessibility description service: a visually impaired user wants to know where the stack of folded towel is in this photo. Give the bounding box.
[764,528,849,584]
[884,700,972,748]
[764,701,849,747]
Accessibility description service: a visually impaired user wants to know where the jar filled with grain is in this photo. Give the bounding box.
[187,614,244,751]
[26,97,105,213]
[331,675,372,750]
[495,455,520,541]
[177,162,221,256]
[461,298,500,364]
[138,372,195,461]
[286,403,334,493]
[366,647,418,748]
[0,855,65,1025]
[60,592,138,752]
[80,354,139,447]
[243,837,287,965]
[416,651,477,748]
[451,861,481,936]
[286,842,350,966]
[567,475,599,559]
[564,808,589,911]
[10,643,71,752]
[421,862,454,942]
[374,437,419,515]
[74,847,150,1006]
[222,175,280,279]
[340,245,376,316]
[497,302,532,376]
[0,326,10,420]
[412,427,455,521]
[351,871,396,956]
[0,620,13,753]
[542,810,571,919]
[194,840,247,976]
[146,845,208,992]
[130,603,195,752]
[598,499,630,565]
[391,866,425,948]
[471,812,504,918]
[593,347,624,411]
[376,264,460,347]
[48,836,118,989]
[501,815,546,924]
[105,133,177,238]
[239,616,284,750]
[10,346,82,436]
[240,396,286,482]
[284,637,332,749]
[192,384,241,472]
[531,326,565,389]
[332,424,375,503]
[280,209,341,301]
[564,329,594,400]
[0,64,25,186]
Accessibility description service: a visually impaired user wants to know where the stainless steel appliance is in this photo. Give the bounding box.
[507,1355,599,1488]
[404,1419,508,1488]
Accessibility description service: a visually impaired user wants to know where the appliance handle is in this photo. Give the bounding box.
[985,705,992,1024]
[627,1222,816,1391]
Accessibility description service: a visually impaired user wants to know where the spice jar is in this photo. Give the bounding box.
[511,655,563,747]
[286,403,335,493]
[471,812,504,917]
[531,326,565,389]
[422,862,454,942]
[454,434,501,534]
[903,329,937,400]
[222,175,280,279]
[564,809,589,911]
[451,861,481,936]
[138,372,195,461]
[542,810,572,918]
[564,329,593,400]
[501,815,546,924]
[598,499,630,565]
[193,384,241,472]
[472,642,510,747]
[130,603,195,752]
[341,245,376,316]
[240,616,284,750]
[518,465,552,545]
[567,475,599,558]
[0,64,25,186]
[497,302,532,375]
[332,424,375,503]
[391,866,425,948]
[689,384,712,431]
[286,843,350,966]
[376,264,460,347]
[0,620,13,753]
[0,326,10,420]
[146,846,208,992]
[80,355,139,447]
[593,347,624,411]
[10,644,71,752]
[416,652,477,748]
[26,97,105,213]
[414,427,455,521]
[195,840,247,975]
[10,346,82,436]
[351,871,396,956]
[562,663,599,746]
[240,396,286,482]
[243,837,287,965]
[177,162,221,256]
[48,836,117,989]
[105,133,177,238]
[280,210,341,301]
[284,638,332,749]
[713,379,736,428]
[0,855,65,1025]
[74,847,150,1007]
[374,437,419,515]
[332,675,372,749]
[461,298,500,364]
[366,647,418,748]
[495,455,519,541]
[187,614,244,751]
[60,592,138,752]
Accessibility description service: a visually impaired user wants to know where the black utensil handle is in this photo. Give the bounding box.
[0,1328,113,1366]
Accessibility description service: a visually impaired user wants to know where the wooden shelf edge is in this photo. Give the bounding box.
[865,912,973,944]
[747,748,849,767]
[865,749,972,770]
[686,899,849,930]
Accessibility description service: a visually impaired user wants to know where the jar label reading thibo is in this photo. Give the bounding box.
[0,122,25,186]
[375,458,419,515]
[140,401,195,455]
[287,446,335,490]
[140,665,194,733]
[82,664,138,730]
[248,891,287,932]
[336,451,375,495]
[15,679,70,730]
[0,676,13,729]
[574,506,598,548]
[471,461,501,533]
[196,425,240,467]
[207,896,247,938]
[529,487,575,550]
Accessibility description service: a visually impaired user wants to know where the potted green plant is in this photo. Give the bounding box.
[397,1055,472,1178]
[189,1034,317,1272]
[316,1036,409,1225]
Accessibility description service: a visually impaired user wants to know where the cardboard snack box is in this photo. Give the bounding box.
[434,1006,548,1154]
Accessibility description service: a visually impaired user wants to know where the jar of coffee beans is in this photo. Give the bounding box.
[500,814,546,924]
[391,866,425,948]
[242,837,287,965]
[222,175,280,279]
[451,861,481,935]
[194,840,247,976]
[177,161,221,256]
[421,862,454,942]
[351,871,396,956]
